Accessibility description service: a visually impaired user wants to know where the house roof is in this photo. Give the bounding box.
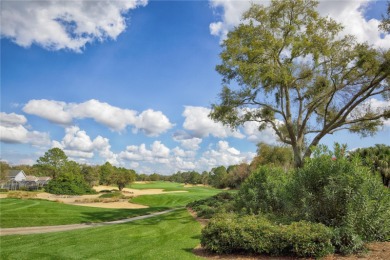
[7,170,25,178]
[37,177,51,181]
[25,175,38,182]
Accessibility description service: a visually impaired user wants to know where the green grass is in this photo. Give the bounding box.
[128,181,187,191]
[130,186,222,208]
[0,209,203,260]
[0,198,165,228]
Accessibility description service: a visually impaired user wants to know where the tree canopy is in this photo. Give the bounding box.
[210,0,390,167]
[379,2,390,33]
[35,147,68,178]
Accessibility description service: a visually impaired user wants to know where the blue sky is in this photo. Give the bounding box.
[1,0,389,174]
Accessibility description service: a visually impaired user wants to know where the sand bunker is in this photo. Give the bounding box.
[1,185,186,209]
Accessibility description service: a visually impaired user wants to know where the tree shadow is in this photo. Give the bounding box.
[80,206,168,224]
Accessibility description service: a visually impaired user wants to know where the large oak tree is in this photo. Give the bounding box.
[210,0,390,167]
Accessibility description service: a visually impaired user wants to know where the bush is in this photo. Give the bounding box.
[99,191,131,199]
[289,145,390,243]
[332,227,365,255]
[45,175,96,195]
[187,192,235,218]
[201,213,334,258]
[0,188,9,192]
[236,166,291,215]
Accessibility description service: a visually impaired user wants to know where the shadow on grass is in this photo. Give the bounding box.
[80,206,169,224]
[123,208,192,226]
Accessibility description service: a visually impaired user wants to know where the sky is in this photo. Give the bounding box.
[1,0,389,175]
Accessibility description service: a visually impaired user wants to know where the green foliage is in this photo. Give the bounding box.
[350,144,390,187]
[99,162,114,185]
[236,166,291,215]
[81,165,99,187]
[210,0,390,167]
[379,2,390,33]
[250,143,293,171]
[35,148,68,179]
[332,226,365,255]
[289,144,390,242]
[99,191,130,199]
[45,174,96,195]
[170,171,202,185]
[209,166,228,188]
[201,213,334,258]
[110,167,136,191]
[200,144,390,257]
[187,192,235,218]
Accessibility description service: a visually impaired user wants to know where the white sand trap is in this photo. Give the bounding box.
[0,185,187,209]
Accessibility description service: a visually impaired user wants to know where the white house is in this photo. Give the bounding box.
[7,170,27,182]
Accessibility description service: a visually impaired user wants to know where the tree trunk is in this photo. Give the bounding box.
[292,145,304,168]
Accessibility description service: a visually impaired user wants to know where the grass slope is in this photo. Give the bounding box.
[128,181,187,191]
[0,209,203,260]
[130,186,222,208]
[0,199,165,228]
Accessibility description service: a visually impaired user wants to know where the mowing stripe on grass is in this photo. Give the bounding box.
[0,208,179,236]
[0,209,204,260]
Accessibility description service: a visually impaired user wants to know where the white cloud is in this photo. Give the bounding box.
[53,126,118,163]
[209,0,253,40]
[209,0,389,48]
[1,0,148,52]
[23,99,72,125]
[134,109,174,137]
[197,140,255,169]
[173,130,203,150]
[119,141,171,163]
[243,121,279,145]
[70,99,138,132]
[23,99,173,136]
[0,112,50,146]
[182,106,244,139]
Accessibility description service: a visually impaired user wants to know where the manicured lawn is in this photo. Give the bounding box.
[0,198,166,228]
[0,209,203,260]
[128,181,187,191]
[0,182,222,228]
[130,186,222,208]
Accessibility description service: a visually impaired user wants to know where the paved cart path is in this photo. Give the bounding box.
[0,209,178,236]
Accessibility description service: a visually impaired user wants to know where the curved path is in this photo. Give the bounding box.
[0,209,177,236]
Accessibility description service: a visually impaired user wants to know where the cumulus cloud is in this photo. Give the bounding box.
[23,99,72,125]
[0,112,50,146]
[182,106,244,139]
[119,141,170,162]
[173,130,203,150]
[197,140,256,169]
[209,0,389,48]
[1,0,148,52]
[53,126,118,164]
[243,121,280,145]
[23,99,173,136]
[134,109,175,137]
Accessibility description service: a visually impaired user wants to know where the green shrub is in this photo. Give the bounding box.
[187,192,235,219]
[289,145,390,243]
[0,188,9,192]
[201,213,334,258]
[332,227,364,255]
[236,166,291,215]
[45,175,96,195]
[99,191,131,199]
